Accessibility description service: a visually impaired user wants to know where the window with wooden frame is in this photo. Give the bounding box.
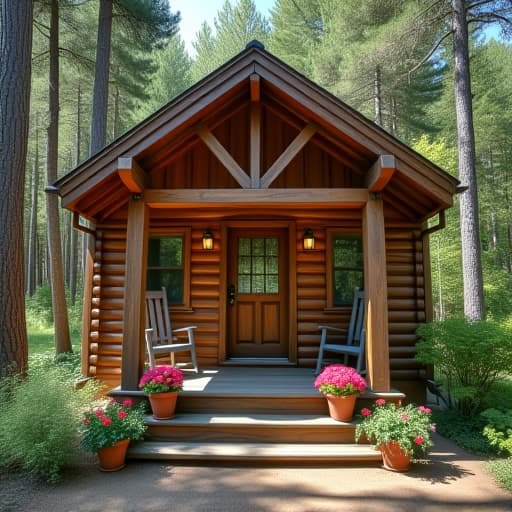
[326,231,364,308]
[146,230,191,308]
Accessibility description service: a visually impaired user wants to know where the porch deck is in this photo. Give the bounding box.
[122,367,405,465]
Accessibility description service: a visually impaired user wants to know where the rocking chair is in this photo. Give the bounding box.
[145,287,199,373]
[315,289,366,375]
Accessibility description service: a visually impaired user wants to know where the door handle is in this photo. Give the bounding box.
[228,284,236,306]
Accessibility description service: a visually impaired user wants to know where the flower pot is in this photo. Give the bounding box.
[148,391,178,419]
[380,441,411,472]
[97,439,130,472]
[325,394,357,421]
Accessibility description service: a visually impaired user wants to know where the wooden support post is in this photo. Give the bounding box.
[121,196,149,390]
[250,102,261,188]
[362,195,390,391]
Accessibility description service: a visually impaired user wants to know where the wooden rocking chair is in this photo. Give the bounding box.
[315,289,366,375]
[145,287,199,373]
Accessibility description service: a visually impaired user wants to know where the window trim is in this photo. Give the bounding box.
[147,228,191,311]
[325,229,363,310]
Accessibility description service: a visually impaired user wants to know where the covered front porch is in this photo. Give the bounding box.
[111,367,405,464]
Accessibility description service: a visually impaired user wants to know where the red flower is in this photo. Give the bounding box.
[95,408,104,417]
[361,408,372,417]
[123,399,133,407]
[83,417,90,424]
[101,417,112,426]
[375,399,386,406]
[414,435,424,445]
[118,411,128,420]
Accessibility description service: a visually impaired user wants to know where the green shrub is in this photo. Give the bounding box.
[481,408,512,456]
[0,364,100,483]
[416,318,512,415]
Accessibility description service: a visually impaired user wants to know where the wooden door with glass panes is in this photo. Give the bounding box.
[227,228,288,358]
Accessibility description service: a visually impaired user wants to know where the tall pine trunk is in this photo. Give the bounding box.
[27,115,40,296]
[45,0,72,353]
[90,0,113,155]
[452,0,485,320]
[0,0,33,375]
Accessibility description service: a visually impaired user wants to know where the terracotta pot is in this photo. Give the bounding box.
[97,439,130,472]
[149,391,178,419]
[380,441,411,472]
[325,394,357,421]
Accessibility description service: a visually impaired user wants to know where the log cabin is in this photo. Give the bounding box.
[54,41,459,405]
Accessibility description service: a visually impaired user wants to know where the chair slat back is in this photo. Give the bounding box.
[145,288,172,346]
[346,289,365,347]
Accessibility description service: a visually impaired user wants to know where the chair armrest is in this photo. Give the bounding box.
[317,325,348,333]
[172,326,197,333]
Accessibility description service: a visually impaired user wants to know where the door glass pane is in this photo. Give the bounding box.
[238,237,279,294]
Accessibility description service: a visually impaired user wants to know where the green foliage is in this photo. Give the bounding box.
[80,399,147,453]
[355,400,435,458]
[486,457,512,492]
[431,410,497,454]
[0,364,100,483]
[481,408,512,455]
[416,319,512,415]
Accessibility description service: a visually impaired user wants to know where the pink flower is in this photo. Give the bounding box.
[95,408,104,417]
[414,435,424,446]
[123,399,133,407]
[429,423,437,431]
[401,413,409,421]
[361,408,372,417]
[118,411,128,420]
[417,405,432,414]
[83,417,90,424]
[101,417,112,427]
[375,399,386,406]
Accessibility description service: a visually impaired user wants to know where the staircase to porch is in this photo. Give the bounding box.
[123,367,405,465]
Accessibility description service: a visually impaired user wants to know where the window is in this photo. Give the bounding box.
[327,233,364,307]
[147,235,185,305]
[238,237,279,294]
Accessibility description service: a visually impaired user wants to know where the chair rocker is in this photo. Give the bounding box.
[145,287,199,373]
[315,289,366,375]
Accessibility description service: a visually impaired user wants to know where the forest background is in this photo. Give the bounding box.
[23,0,512,351]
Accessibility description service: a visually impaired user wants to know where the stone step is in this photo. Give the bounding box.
[144,413,358,443]
[127,441,382,464]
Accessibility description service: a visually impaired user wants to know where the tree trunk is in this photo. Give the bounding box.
[90,0,113,155]
[0,0,33,376]
[452,0,485,320]
[45,0,72,353]
[27,115,40,296]
[374,64,383,126]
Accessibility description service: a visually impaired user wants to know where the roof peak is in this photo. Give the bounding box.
[245,39,265,51]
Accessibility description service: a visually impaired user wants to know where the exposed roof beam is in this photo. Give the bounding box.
[250,73,260,102]
[196,122,251,189]
[365,155,396,192]
[250,103,261,188]
[260,123,317,189]
[117,157,148,193]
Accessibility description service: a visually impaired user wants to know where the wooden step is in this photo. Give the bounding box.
[144,413,358,443]
[127,441,383,464]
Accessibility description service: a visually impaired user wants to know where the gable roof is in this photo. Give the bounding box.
[55,41,459,220]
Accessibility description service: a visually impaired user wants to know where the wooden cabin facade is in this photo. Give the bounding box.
[55,42,459,400]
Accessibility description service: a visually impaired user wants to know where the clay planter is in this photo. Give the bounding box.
[97,439,130,472]
[380,441,411,472]
[325,394,357,421]
[148,391,178,419]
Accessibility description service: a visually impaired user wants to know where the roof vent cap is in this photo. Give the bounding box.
[246,40,265,50]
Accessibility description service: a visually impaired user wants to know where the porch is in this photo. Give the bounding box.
[116,367,405,465]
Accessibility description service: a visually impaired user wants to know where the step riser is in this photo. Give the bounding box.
[145,425,358,444]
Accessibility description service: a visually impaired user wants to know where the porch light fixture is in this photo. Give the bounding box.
[303,228,315,250]
[202,230,214,250]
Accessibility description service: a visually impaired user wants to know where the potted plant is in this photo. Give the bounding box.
[314,364,367,421]
[139,365,184,420]
[81,399,147,471]
[355,399,436,471]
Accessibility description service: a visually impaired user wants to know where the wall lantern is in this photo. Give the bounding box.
[202,230,214,250]
[303,228,315,250]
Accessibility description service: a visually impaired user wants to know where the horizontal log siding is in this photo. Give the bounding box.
[88,223,127,386]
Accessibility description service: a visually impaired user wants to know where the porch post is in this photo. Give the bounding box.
[362,194,390,391]
[121,195,149,390]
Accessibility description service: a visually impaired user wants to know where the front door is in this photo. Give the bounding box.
[227,228,288,359]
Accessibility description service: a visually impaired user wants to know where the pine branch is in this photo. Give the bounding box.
[408,29,453,79]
